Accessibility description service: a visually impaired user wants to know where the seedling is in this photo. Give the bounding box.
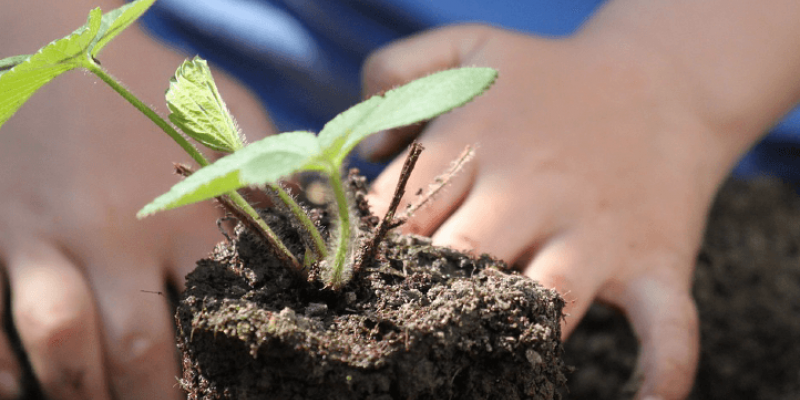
[0,0,497,289]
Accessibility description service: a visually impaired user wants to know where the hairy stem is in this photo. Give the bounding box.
[86,61,208,167]
[89,62,299,268]
[270,184,328,260]
[225,193,302,270]
[327,168,352,289]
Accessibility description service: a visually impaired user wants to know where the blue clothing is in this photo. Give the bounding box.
[138,0,800,181]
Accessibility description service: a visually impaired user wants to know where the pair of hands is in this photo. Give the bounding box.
[1,4,752,399]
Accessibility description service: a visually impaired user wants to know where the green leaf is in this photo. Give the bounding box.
[137,131,322,217]
[0,8,102,127]
[166,57,245,153]
[91,0,157,57]
[141,67,498,218]
[0,55,32,76]
[0,0,155,128]
[318,67,497,164]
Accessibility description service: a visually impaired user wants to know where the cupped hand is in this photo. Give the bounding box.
[362,24,746,400]
[0,1,275,398]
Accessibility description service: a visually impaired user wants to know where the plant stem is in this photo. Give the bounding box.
[270,184,328,260]
[86,61,208,167]
[327,168,352,289]
[226,192,301,270]
[87,61,300,269]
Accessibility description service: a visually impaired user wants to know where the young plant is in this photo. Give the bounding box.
[0,0,299,268]
[0,0,497,289]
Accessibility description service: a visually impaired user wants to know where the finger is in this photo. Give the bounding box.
[0,265,22,399]
[429,174,573,262]
[90,262,181,400]
[359,24,493,160]
[619,277,699,400]
[6,243,108,400]
[367,137,476,236]
[523,233,605,339]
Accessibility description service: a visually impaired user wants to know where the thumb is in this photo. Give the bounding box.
[621,278,699,400]
[358,24,493,160]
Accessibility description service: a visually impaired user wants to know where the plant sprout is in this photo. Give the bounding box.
[0,0,497,289]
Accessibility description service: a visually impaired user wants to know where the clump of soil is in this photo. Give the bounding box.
[563,177,800,399]
[175,173,569,399]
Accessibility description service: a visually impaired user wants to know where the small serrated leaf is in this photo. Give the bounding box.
[138,131,322,217]
[318,67,497,164]
[0,8,102,127]
[91,0,157,57]
[166,56,244,153]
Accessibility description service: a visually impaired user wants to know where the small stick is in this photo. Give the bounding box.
[384,142,424,224]
[173,162,194,177]
[354,142,424,271]
[400,144,475,219]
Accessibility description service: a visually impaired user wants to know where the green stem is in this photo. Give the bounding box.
[86,61,300,268]
[270,184,328,260]
[228,191,301,269]
[86,61,208,167]
[327,168,352,288]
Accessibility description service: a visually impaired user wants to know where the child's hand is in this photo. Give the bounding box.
[362,24,748,400]
[0,1,275,398]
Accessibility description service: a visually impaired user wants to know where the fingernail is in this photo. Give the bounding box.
[358,131,387,160]
[641,396,663,400]
[0,370,19,398]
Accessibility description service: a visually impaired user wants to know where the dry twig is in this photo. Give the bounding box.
[400,144,475,219]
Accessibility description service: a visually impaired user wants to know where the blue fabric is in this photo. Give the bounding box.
[136,0,800,181]
[732,112,800,182]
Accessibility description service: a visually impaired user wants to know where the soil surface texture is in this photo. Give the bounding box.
[175,173,568,399]
[12,177,800,400]
[563,177,800,400]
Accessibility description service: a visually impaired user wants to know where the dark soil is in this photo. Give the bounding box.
[176,176,800,400]
[175,172,568,399]
[13,177,800,400]
[563,177,800,400]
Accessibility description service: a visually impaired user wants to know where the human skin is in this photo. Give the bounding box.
[3,0,800,400]
[0,0,276,398]
[362,1,800,399]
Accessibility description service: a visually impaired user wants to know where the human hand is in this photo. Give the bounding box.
[361,24,749,400]
[0,1,275,398]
